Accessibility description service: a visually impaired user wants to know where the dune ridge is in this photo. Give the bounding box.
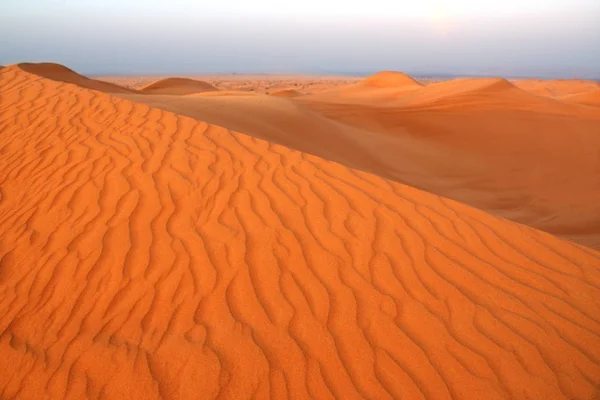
[16,62,136,94]
[1,63,600,400]
[140,77,219,95]
[362,71,422,88]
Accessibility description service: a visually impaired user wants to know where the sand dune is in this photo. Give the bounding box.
[14,65,600,247]
[270,89,303,97]
[299,77,600,248]
[307,75,593,110]
[514,79,600,98]
[396,77,520,105]
[362,70,423,88]
[1,64,600,399]
[563,89,600,107]
[140,77,218,95]
[93,70,600,249]
[298,72,424,105]
[17,62,136,94]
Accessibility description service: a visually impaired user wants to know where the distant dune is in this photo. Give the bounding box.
[1,63,600,400]
[298,72,423,104]
[270,88,303,97]
[513,78,600,98]
[563,88,600,107]
[381,77,523,107]
[362,70,423,88]
[139,77,218,95]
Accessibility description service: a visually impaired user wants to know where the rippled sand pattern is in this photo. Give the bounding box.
[1,67,600,399]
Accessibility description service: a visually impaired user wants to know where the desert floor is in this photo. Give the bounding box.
[1,63,600,399]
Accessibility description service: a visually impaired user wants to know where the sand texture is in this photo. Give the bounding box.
[106,71,600,249]
[1,63,600,399]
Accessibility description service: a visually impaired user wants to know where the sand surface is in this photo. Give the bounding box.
[105,72,600,249]
[1,63,600,399]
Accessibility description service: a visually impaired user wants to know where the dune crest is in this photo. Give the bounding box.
[362,70,422,88]
[140,77,218,95]
[15,62,136,94]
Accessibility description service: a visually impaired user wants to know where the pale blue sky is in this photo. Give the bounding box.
[1,0,599,77]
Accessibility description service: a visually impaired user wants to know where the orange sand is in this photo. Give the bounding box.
[1,63,600,399]
[19,62,136,94]
[140,77,219,95]
[102,70,600,249]
[563,89,600,107]
[270,89,303,97]
[513,78,600,98]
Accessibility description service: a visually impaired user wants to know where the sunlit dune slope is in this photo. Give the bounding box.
[16,62,137,94]
[2,64,600,400]
[139,77,219,95]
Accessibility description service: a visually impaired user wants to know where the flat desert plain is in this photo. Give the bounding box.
[1,62,600,399]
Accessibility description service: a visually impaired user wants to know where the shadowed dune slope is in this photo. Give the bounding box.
[2,62,600,400]
[16,62,136,94]
[140,77,218,95]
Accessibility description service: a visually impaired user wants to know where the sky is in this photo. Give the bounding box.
[1,0,599,78]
